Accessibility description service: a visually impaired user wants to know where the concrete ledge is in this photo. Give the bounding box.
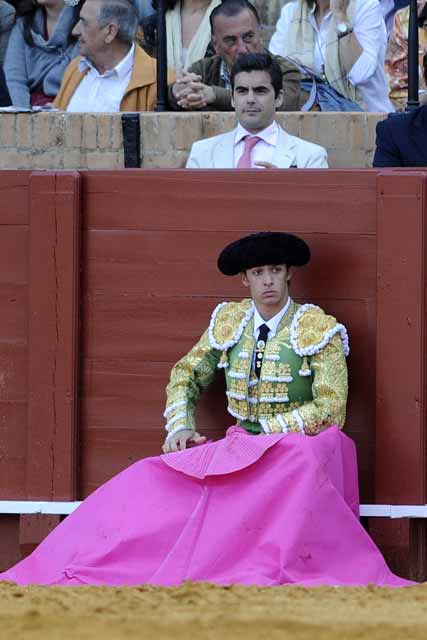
[0,111,387,171]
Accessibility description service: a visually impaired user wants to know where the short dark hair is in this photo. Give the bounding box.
[210,0,260,33]
[230,52,283,98]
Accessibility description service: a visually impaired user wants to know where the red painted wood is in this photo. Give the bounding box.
[51,174,81,500]
[0,171,30,226]
[78,170,380,504]
[83,170,377,234]
[0,174,30,503]
[0,516,21,571]
[0,402,27,499]
[0,227,28,285]
[27,173,81,500]
[19,514,61,559]
[376,172,426,505]
[0,284,27,344]
[83,231,376,302]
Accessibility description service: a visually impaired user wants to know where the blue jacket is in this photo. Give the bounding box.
[373,106,427,167]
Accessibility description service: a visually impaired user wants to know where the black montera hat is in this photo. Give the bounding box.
[217,231,310,276]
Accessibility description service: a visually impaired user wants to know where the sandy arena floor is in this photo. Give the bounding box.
[1,580,427,640]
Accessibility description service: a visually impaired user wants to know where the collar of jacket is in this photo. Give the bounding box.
[74,45,157,92]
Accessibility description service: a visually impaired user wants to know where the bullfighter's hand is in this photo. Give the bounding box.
[162,430,207,454]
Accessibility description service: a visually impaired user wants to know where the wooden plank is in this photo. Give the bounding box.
[0,343,27,402]
[83,170,377,234]
[0,186,29,502]
[19,514,61,559]
[0,402,27,499]
[0,516,21,571]
[83,230,376,300]
[376,172,426,505]
[27,172,81,501]
[0,171,30,226]
[0,284,27,344]
[0,227,28,285]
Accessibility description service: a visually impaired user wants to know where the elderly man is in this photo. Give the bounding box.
[54,0,171,112]
[169,0,302,111]
[186,52,327,168]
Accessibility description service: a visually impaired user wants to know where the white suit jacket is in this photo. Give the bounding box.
[186,124,328,169]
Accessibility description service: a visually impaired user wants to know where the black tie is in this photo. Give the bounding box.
[255,323,269,379]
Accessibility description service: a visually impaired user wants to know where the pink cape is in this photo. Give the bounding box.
[0,427,414,587]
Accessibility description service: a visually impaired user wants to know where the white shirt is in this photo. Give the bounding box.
[67,44,135,113]
[269,0,394,112]
[253,297,292,340]
[234,121,279,168]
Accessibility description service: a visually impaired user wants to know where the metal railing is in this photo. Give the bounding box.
[407,0,420,110]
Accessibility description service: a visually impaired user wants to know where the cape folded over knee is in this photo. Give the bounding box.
[161,426,286,478]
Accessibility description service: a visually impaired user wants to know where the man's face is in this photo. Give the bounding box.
[212,10,263,69]
[232,70,283,133]
[242,264,291,314]
[72,0,107,60]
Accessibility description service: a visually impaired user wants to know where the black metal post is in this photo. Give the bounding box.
[121,114,141,168]
[156,0,168,111]
[406,0,420,111]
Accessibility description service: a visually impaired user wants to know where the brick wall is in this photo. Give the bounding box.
[0,111,386,171]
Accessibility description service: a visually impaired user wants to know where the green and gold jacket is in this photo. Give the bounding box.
[164,299,349,439]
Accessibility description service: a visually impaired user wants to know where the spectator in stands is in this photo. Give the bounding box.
[54,0,172,111]
[0,0,15,67]
[269,0,394,112]
[4,0,81,108]
[142,0,221,73]
[169,0,302,111]
[380,0,410,36]
[186,52,328,168]
[385,0,427,109]
[373,50,427,166]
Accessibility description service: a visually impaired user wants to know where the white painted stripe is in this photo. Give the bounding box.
[0,501,82,515]
[2,501,427,519]
[359,504,427,519]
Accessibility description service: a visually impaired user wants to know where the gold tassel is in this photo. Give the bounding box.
[299,356,312,377]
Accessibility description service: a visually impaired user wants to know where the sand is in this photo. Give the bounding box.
[1,580,427,640]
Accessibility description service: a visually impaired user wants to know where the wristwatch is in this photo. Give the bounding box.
[336,22,353,38]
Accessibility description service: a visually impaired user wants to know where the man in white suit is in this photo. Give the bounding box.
[186,53,328,169]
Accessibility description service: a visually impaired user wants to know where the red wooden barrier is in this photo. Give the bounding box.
[0,169,426,579]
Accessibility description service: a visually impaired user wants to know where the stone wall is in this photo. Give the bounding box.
[0,111,386,171]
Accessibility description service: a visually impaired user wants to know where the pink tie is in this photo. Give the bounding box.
[236,135,261,168]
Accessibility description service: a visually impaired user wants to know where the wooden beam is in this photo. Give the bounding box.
[27,172,81,501]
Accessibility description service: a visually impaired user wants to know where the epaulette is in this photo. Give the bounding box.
[290,304,350,357]
[208,299,254,351]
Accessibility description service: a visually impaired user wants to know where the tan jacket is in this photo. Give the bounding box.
[55,45,174,111]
